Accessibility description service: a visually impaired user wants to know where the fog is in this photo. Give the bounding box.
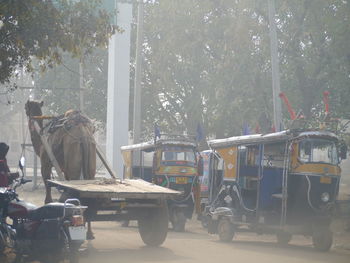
[1,0,350,262]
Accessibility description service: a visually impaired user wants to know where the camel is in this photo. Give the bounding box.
[25,100,96,203]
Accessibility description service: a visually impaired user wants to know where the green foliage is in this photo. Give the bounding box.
[35,49,108,122]
[19,0,350,141]
[140,0,350,139]
[0,0,115,84]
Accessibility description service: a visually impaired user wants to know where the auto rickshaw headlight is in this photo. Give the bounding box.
[321,192,330,203]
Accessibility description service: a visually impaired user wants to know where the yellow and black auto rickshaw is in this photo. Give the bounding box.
[121,135,202,231]
[205,124,347,251]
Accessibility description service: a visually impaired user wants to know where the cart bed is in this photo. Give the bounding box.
[48,178,179,199]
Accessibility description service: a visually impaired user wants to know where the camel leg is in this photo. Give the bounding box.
[42,164,53,204]
[87,142,96,180]
[86,221,95,240]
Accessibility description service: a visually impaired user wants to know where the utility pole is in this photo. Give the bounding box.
[132,0,144,166]
[133,0,144,144]
[268,0,282,131]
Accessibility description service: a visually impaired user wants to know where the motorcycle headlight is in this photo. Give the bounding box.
[321,192,330,203]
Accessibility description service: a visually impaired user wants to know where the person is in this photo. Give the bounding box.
[0,142,18,187]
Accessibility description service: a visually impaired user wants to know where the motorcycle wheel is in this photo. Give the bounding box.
[40,253,61,263]
[68,242,81,263]
[0,229,7,254]
[13,255,25,263]
[0,243,4,255]
[69,248,79,263]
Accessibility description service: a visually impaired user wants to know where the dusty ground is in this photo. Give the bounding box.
[1,183,349,263]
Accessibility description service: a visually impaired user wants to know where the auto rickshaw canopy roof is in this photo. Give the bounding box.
[121,135,197,153]
[208,130,338,149]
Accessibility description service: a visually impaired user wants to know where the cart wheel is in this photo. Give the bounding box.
[172,211,186,232]
[312,229,333,251]
[276,231,292,245]
[218,218,234,242]
[138,203,169,247]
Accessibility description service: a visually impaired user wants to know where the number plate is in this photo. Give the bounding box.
[176,177,188,184]
[69,226,87,241]
[320,176,331,184]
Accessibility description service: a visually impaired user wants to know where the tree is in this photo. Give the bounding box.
[141,0,273,138]
[35,48,109,122]
[0,0,115,85]
[30,0,350,140]
[277,0,350,118]
[139,0,350,139]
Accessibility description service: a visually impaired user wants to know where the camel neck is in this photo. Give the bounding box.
[28,119,43,156]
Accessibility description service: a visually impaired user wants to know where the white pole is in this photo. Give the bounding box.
[133,0,143,144]
[106,2,133,178]
[132,0,144,166]
[268,0,282,131]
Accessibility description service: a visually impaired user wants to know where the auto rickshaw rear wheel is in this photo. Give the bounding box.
[276,231,292,245]
[138,203,169,247]
[218,218,234,242]
[312,229,333,251]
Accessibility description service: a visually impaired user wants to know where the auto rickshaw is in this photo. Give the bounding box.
[198,150,224,227]
[205,122,347,251]
[121,134,202,231]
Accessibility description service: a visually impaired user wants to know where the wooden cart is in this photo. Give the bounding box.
[48,179,179,247]
[32,117,180,246]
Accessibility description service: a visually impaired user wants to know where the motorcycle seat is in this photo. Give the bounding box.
[28,202,76,220]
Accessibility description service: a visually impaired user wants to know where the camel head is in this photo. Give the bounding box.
[25,100,44,117]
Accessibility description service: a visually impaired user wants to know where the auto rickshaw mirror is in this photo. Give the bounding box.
[19,156,25,170]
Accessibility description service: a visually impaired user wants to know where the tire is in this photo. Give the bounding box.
[172,211,186,232]
[68,240,82,263]
[312,229,333,252]
[41,254,60,263]
[276,231,292,245]
[69,247,80,263]
[0,228,8,254]
[138,203,169,247]
[218,218,234,242]
[13,255,25,263]
[0,240,4,255]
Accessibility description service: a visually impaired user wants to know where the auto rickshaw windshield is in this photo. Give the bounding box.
[161,147,196,163]
[299,138,338,165]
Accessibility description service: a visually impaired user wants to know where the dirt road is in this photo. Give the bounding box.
[79,220,350,263]
[8,186,349,263]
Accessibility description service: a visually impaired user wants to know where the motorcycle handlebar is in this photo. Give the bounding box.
[21,179,32,184]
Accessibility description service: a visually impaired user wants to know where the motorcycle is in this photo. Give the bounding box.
[0,159,87,263]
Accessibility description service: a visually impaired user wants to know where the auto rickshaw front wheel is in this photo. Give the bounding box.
[312,229,333,251]
[218,218,234,242]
